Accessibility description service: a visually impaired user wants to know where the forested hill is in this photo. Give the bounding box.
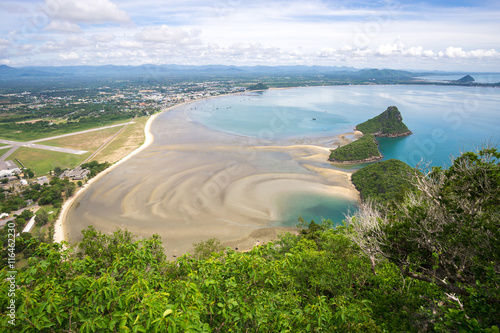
[328,134,382,163]
[356,106,412,137]
[351,159,417,204]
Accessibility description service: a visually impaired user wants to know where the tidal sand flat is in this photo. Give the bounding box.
[64,100,358,258]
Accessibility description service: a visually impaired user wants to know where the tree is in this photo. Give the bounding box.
[24,168,34,179]
[53,166,63,176]
[346,146,500,328]
[192,237,224,260]
[35,209,49,226]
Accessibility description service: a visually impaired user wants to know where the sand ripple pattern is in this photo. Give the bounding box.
[65,102,358,257]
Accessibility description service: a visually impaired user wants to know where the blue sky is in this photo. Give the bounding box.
[0,0,499,71]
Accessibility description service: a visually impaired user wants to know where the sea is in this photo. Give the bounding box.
[189,84,500,226]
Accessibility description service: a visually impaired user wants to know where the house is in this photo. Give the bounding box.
[59,166,90,180]
[0,160,21,178]
[34,176,50,185]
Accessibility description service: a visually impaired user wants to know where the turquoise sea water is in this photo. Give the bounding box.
[189,85,500,226]
[273,192,358,227]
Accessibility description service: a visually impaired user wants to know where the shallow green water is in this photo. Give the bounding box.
[273,192,358,227]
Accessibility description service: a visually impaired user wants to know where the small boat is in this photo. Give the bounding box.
[312,118,316,120]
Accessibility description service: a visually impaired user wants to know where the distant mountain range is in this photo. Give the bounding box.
[0,64,362,79]
[0,64,493,83]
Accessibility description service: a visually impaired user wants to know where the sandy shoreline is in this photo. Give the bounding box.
[58,95,360,258]
[53,112,160,244]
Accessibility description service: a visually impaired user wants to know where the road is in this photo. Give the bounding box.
[0,204,39,227]
[0,121,134,162]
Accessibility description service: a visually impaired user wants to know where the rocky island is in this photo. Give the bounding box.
[355,106,412,137]
[329,106,412,163]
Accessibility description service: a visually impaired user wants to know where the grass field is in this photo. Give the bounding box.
[0,147,12,157]
[92,116,149,163]
[10,147,90,177]
[3,116,150,176]
[0,118,134,141]
[39,125,124,151]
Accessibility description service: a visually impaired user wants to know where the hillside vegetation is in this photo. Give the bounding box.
[356,106,412,137]
[351,159,417,204]
[329,134,382,163]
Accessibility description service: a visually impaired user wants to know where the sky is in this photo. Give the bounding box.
[0,0,499,71]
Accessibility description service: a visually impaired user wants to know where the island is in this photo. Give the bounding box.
[328,134,382,163]
[329,106,412,163]
[355,106,412,137]
[456,74,475,83]
[351,159,417,204]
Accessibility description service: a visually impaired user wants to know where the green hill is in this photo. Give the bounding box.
[351,159,417,204]
[356,106,412,137]
[328,134,382,163]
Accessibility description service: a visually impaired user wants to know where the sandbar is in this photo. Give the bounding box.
[58,98,359,258]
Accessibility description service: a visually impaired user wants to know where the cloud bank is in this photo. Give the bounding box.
[0,0,499,71]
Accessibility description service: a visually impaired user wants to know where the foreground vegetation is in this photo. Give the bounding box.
[1,147,498,332]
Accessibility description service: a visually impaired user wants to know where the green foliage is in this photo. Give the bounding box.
[348,146,500,329]
[247,82,269,90]
[192,237,225,260]
[24,168,34,179]
[329,134,381,162]
[80,160,111,178]
[351,159,417,204]
[34,209,49,226]
[356,106,411,136]
[0,223,444,332]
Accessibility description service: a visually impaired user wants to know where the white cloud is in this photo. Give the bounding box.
[59,51,79,60]
[64,36,92,48]
[135,25,201,44]
[44,20,83,33]
[119,40,143,48]
[445,47,466,58]
[44,0,131,24]
[91,33,116,43]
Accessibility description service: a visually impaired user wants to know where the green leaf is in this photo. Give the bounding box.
[163,309,173,318]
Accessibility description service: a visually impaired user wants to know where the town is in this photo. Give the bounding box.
[0,77,257,268]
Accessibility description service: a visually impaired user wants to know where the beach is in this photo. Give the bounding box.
[53,112,160,244]
[58,98,359,258]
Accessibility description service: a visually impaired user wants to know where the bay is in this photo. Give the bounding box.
[190,84,500,168]
[190,84,500,225]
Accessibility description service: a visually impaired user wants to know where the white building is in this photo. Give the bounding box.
[0,160,21,178]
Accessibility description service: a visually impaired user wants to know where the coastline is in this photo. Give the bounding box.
[59,95,360,258]
[53,111,160,244]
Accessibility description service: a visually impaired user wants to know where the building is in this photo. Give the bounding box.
[59,166,90,180]
[34,176,50,185]
[0,160,21,178]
